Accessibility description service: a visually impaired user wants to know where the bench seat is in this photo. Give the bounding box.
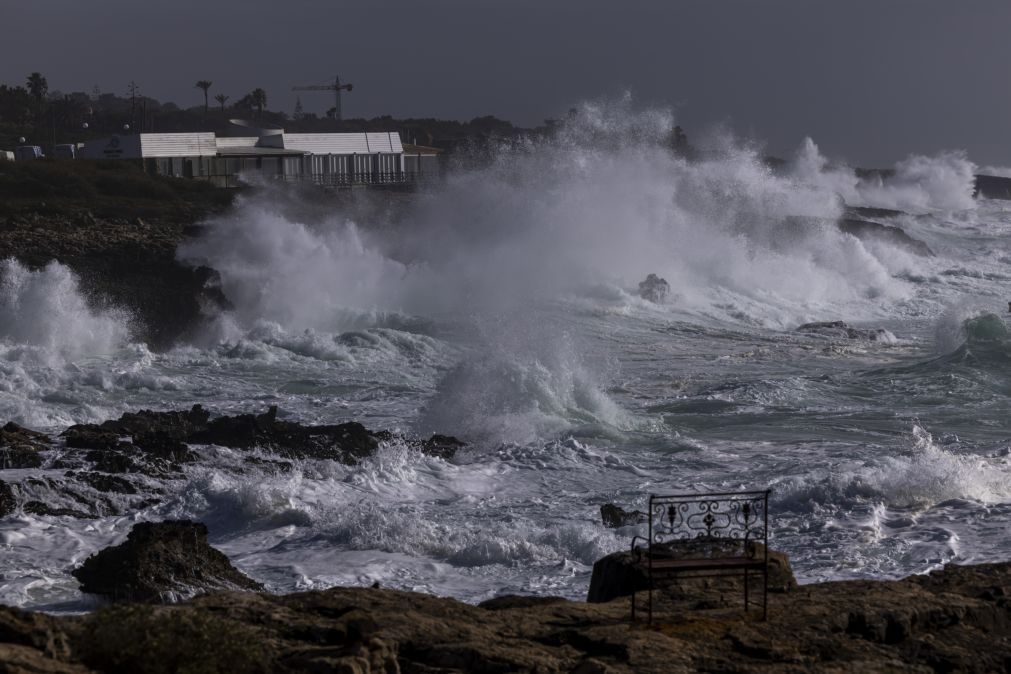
[637,556,766,573]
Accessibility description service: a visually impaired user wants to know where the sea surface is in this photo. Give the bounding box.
[2,105,1010,612]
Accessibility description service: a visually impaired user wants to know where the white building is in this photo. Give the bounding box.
[77,126,407,187]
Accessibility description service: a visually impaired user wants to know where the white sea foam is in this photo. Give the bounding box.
[790,137,977,213]
[0,259,129,361]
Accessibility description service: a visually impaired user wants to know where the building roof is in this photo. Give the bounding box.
[139,133,217,157]
[78,130,405,160]
[278,132,403,154]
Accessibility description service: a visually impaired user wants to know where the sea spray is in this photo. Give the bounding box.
[0,259,129,361]
[790,137,978,213]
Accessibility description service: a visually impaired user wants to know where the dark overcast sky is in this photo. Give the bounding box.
[3,0,1010,166]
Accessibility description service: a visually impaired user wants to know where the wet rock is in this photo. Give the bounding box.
[85,449,138,474]
[23,501,90,518]
[97,405,211,439]
[190,406,381,463]
[420,434,467,459]
[838,218,934,257]
[132,430,197,464]
[71,471,138,495]
[0,479,16,517]
[72,520,264,603]
[600,503,648,528]
[637,273,670,303]
[62,427,125,451]
[844,205,907,220]
[0,421,50,469]
[975,173,1011,200]
[796,320,892,341]
[0,208,234,350]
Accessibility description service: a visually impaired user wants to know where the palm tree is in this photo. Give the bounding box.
[26,72,48,119]
[195,80,212,117]
[214,93,229,115]
[250,88,267,121]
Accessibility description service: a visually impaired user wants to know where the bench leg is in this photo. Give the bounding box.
[647,576,653,625]
[763,568,768,621]
[744,568,749,612]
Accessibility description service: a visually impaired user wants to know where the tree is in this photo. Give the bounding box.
[195,80,212,117]
[26,72,47,119]
[214,93,229,114]
[293,96,303,120]
[249,88,266,120]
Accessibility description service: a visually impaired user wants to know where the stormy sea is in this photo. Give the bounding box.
[3,103,1010,613]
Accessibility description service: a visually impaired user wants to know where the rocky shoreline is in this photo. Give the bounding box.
[0,405,465,521]
[1,517,1009,672]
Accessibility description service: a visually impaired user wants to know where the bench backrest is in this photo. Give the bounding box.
[647,490,769,559]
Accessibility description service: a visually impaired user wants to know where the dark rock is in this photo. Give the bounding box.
[600,503,647,528]
[86,449,138,474]
[132,430,197,464]
[838,218,934,257]
[587,544,796,604]
[420,434,466,460]
[23,501,90,518]
[190,406,381,463]
[796,320,892,341]
[0,479,16,517]
[844,205,907,220]
[72,520,264,603]
[62,428,124,451]
[71,471,138,495]
[0,212,233,350]
[0,421,50,469]
[637,273,670,303]
[586,550,650,604]
[97,405,211,438]
[974,174,1011,200]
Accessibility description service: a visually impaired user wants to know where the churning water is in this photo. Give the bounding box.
[2,101,1011,611]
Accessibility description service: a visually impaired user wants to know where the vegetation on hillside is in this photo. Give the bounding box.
[0,72,540,155]
[0,158,234,219]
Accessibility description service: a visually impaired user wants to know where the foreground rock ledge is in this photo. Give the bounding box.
[2,561,1009,673]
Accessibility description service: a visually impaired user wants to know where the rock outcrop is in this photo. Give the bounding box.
[796,320,893,341]
[1,407,466,518]
[837,218,934,257]
[0,422,50,469]
[637,273,670,303]
[71,520,264,603]
[586,545,797,604]
[4,559,1011,672]
[62,405,463,470]
[0,212,230,350]
[975,173,1011,200]
[599,503,647,528]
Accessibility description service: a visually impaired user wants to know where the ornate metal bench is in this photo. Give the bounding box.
[630,489,770,622]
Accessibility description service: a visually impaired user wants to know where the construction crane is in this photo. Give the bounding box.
[292,75,354,122]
